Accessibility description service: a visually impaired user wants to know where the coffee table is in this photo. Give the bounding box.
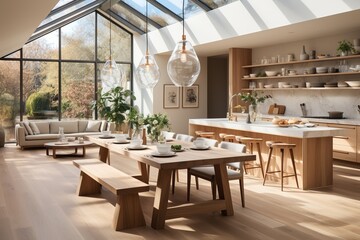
[44,141,93,158]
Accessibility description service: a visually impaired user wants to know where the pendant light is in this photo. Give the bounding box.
[135,0,160,88]
[167,0,200,87]
[101,0,123,93]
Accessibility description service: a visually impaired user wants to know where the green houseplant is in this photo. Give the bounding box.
[238,91,271,122]
[93,86,135,132]
[337,40,355,56]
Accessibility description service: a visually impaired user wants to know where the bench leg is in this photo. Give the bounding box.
[113,193,146,230]
[77,171,101,196]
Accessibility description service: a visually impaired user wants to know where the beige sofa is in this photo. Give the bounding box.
[15,120,114,149]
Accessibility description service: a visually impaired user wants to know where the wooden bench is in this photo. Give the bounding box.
[73,159,149,230]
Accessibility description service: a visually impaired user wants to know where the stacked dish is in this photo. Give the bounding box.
[264,84,274,88]
[309,82,324,88]
[316,67,328,74]
[324,82,337,88]
[337,82,348,87]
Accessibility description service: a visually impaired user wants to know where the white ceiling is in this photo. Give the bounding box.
[0,0,58,58]
[192,10,360,57]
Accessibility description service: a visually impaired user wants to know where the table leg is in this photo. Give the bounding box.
[151,168,172,229]
[134,162,149,184]
[99,146,109,163]
[82,146,86,157]
[46,148,49,156]
[53,148,57,159]
[214,163,234,216]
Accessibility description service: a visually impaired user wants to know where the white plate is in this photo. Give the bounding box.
[113,140,130,144]
[305,123,316,127]
[54,142,69,145]
[127,145,147,150]
[190,146,210,150]
[99,135,114,139]
[151,151,176,157]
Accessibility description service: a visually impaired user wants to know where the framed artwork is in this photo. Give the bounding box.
[182,84,199,108]
[163,84,180,108]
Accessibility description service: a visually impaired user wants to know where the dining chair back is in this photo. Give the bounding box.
[161,131,176,140]
[175,134,194,142]
[187,141,247,207]
[196,137,218,147]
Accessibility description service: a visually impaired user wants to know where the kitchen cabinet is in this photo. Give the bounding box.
[312,122,357,162]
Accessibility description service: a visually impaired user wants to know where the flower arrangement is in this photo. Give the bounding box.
[238,91,271,106]
[144,113,170,142]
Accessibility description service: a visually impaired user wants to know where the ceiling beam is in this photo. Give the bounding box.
[108,9,144,35]
[192,0,212,11]
[147,0,183,21]
[119,2,162,29]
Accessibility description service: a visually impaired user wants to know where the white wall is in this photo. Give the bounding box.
[133,36,208,134]
[252,30,360,119]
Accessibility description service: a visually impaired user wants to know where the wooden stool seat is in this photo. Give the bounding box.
[195,131,215,139]
[219,133,236,142]
[235,136,265,178]
[263,141,299,191]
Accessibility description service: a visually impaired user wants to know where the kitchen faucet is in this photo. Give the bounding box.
[227,93,241,121]
[300,103,307,117]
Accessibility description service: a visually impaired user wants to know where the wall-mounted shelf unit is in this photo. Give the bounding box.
[242,71,360,80]
[242,87,360,91]
[242,54,360,69]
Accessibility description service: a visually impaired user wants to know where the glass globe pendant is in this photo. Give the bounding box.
[135,0,160,88]
[135,51,160,88]
[167,34,200,87]
[167,0,200,87]
[101,0,123,93]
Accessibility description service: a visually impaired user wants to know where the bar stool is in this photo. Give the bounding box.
[263,141,299,191]
[219,133,236,142]
[195,131,215,139]
[235,136,265,178]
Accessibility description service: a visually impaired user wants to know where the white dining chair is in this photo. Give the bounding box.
[187,141,247,207]
[161,130,176,140]
[175,133,194,142]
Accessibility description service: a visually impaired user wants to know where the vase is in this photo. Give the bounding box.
[58,127,65,142]
[131,126,142,140]
[249,104,259,123]
[300,45,309,60]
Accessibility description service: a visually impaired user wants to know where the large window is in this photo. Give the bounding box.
[0,12,133,142]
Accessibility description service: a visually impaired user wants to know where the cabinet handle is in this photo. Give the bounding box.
[333,150,349,154]
[334,136,349,140]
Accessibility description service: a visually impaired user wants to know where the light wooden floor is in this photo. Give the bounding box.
[0,144,359,240]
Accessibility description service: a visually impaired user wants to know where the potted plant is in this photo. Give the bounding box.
[238,91,271,122]
[337,40,355,56]
[93,86,135,132]
[125,106,144,139]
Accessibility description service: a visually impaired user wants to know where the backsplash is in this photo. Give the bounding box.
[258,89,360,119]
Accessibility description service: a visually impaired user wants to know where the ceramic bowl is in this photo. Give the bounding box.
[156,143,171,154]
[264,84,274,88]
[265,71,278,77]
[250,74,256,78]
[345,81,360,87]
[316,67,328,74]
[101,130,111,136]
[193,139,207,148]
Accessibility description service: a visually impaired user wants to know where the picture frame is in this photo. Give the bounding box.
[182,84,199,108]
[163,84,180,108]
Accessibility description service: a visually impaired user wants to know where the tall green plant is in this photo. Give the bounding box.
[93,86,135,130]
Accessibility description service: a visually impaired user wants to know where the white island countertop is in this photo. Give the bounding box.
[189,118,345,139]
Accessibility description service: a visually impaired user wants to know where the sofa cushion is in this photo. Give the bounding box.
[78,120,88,132]
[50,121,78,134]
[29,122,41,135]
[23,122,34,135]
[35,122,50,134]
[25,134,60,140]
[85,120,102,132]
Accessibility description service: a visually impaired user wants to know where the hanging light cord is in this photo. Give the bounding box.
[146,0,148,55]
[182,0,185,40]
[109,0,112,61]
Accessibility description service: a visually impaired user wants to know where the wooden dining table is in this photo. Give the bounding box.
[86,135,256,229]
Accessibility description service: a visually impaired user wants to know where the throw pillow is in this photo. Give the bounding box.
[85,120,102,132]
[23,122,34,135]
[20,122,29,136]
[29,122,41,135]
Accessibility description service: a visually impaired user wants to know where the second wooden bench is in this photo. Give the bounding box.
[73,159,149,230]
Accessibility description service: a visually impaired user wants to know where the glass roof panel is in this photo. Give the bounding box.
[112,4,157,32]
[156,0,204,18]
[200,0,237,9]
[122,0,178,27]
[52,0,76,10]
[39,0,96,27]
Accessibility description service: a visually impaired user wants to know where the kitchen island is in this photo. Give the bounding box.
[189,118,345,190]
